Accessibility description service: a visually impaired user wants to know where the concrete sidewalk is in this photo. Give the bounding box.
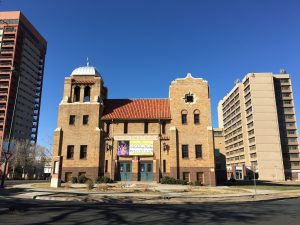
[1,182,299,203]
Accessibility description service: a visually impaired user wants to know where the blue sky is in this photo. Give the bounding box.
[1,0,300,148]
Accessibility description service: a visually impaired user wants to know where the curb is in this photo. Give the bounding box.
[31,193,300,203]
[0,208,10,213]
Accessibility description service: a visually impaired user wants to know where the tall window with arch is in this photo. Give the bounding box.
[181,109,188,125]
[84,86,91,102]
[194,109,200,124]
[74,86,80,102]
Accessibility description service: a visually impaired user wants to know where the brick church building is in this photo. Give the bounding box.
[51,63,218,186]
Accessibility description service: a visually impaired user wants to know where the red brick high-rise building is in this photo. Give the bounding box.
[0,11,47,143]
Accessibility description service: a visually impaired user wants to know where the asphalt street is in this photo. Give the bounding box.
[0,197,299,225]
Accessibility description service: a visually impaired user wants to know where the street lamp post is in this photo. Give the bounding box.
[253,165,257,197]
[0,68,21,188]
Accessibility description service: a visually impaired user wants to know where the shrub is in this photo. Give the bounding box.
[160,176,177,184]
[95,176,113,184]
[160,176,188,185]
[86,179,94,190]
[78,174,88,184]
[71,176,78,184]
[194,180,202,186]
[176,179,188,185]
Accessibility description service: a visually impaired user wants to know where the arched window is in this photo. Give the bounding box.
[74,86,80,102]
[181,109,188,125]
[84,86,90,102]
[194,109,200,124]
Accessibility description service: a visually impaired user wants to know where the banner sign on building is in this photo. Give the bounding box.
[129,140,153,156]
[117,140,153,156]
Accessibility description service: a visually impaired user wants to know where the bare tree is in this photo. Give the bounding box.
[5,139,51,179]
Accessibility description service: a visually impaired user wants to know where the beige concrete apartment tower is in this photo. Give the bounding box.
[244,73,285,180]
[51,64,106,183]
[169,73,216,185]
[218,72,300,181]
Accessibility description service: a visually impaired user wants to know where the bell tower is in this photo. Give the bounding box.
[168,73,216,185]
[51,62,107,187]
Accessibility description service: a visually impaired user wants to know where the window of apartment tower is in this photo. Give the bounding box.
[181,110,188,125]
[83,115,89,125]
[67,145,74,159]
[74,86,80,102]
[183,172,190,182]
[182,145,189,159]
[195,145,202,158]
[124,122,128,134]
[84,86,90,102]
[163,160,166,173]
[194,109,200,124]
[80,145,87,159]
[69,115,75,125]
[161,121,166,134]
[144,122,148,134]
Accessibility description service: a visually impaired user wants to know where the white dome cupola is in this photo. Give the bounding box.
[71,58,101,77]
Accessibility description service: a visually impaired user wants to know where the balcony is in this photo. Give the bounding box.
[0,96,7,103]
[0,82,9,87]
[283,108,294,114]
[0,76,10,81]
[0,61,12,66]
[286,138,298,145]
[0,54,13,59]
[0,66,13,72]
[280,82,291,86]
[0,89,8,95]
[1,41,14,47]
[289,157,300,162]
[282,102,293,107]
[285,130,298,138]
[3,34,16,39]
[0,104,6,109]
[0,48,13,53]
[281,87,291,93]
[4,27,16,32]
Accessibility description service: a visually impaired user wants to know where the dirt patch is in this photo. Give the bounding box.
[92,183,159,193]
[182,187,250,195]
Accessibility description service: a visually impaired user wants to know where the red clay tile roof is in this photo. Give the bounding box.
[101,99,171,120]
